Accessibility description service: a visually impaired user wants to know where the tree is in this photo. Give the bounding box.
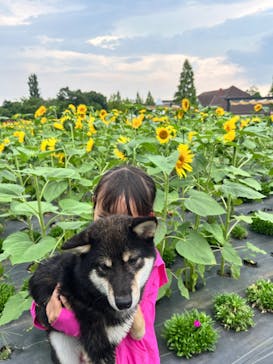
[246,85,261,98]
[135,92,143,105]
[145,91,155,106]
[28,74,41,98]
[268,77,273,97]
[173,59,197,105]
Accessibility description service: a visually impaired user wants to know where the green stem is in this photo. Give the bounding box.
[33,176,47,237]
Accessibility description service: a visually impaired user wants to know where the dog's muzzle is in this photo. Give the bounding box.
[115,294,132,310]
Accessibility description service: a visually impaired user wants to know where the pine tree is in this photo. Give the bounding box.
[173,59,197,105]
[135,92,143,104]
[28,74,41,98]
[268,77,273,97]
[145,91,155,106]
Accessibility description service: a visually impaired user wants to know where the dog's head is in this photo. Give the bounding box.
[62,215,157,311]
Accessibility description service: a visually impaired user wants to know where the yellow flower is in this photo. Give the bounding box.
[240,119,249,129]
[132,115,143,129]
[223,130,236,142]
[3,138,10,145]
[254,103,262,112]
[166,125,177,138]
[87,121,96,136]
[117,136,130,144]
[156,127,171,144]
[188,131,197,142]
[177,110,184,119]
[100,109,108,119]
[35,105,47,118]
[77,104,87,115]
[41,117,47,124]
[53,152,65,164]
[53,122,64,130]
[68,104,76,113]
[181,98,190,112]
[114,147,127,161]
[175,144,194,178]
[75,118,83,129]
[270,115,273,122]
[216,107,225,116]
[223,118,237,132]
[0,143,5,153]
[40,140,48,152]
[86,138,94,152]
[47,138,57,151]
[13,131,25,143]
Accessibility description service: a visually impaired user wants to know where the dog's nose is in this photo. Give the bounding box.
[115,295,132,310]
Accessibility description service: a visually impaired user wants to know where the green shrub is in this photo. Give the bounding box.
[162,245,176,268]
[0,346,12,360]
[162,309,219,358]
[213,293,254,331]
[230,224,248,240]
[0,283,15,315]
[250,217,273,236]
[246,279,273,312]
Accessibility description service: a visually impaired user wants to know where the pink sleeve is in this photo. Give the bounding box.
[30,301,81,337]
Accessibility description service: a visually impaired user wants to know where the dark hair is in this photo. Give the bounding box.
[93,165,156,216]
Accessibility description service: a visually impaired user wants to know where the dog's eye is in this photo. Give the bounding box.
[98,263,111,271]
[128,257,140,265]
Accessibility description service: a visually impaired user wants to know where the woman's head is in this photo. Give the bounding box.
[93,165,156,219]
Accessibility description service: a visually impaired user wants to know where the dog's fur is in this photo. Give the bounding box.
[29,215,157,364]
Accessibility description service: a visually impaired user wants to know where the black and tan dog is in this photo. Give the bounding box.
[29,215,157,364]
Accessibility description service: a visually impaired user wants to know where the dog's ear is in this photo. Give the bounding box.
[131,216,157,240]
[62,226,93,253]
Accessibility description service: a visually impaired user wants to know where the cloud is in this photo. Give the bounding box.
[0,0,84,26]
[113,0,273,36]
[87,35,123,50]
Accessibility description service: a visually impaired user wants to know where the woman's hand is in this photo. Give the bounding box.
[130,305,145,340]
[46,284,72,324]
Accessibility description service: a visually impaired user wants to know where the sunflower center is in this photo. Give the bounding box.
[159,130,169,139]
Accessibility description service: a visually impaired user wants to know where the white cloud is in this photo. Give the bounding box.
[114,0,273,36]
[17,46,251,100]
[37,35,64,45]
[0,0,84,26]
[87,35,123,50]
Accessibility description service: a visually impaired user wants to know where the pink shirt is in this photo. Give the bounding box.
[30,250,168,363]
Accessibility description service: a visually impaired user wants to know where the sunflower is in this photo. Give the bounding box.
[77,104,87,115]
[223,130,236,142]
[132,115,144,129]
[100,109,108,119]
[181,98,190,112]
[254,103,262,112]
[117,136,130,144]
[34,105,47,118]
[86,138,94,152]
[175,144,194,178]
[13,131,25,143]
[156,127,171,144]
[215,107,225,116]
[188,131,197,142]
[270,115,273,122]
[113,147,127,161]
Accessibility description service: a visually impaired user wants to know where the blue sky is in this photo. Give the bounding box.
[0,0,273,104]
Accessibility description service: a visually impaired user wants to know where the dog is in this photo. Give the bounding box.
[29,215,157,364]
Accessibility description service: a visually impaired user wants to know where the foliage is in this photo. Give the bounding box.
[213,293,255,331]
[0,346,12,360]
[0,283,15,315]
[145,91,155,106]
[250,217,273,236]
[135,92,143,104]
[28,73,41,99]
[173,59,197,105]
[246,279,273,312]
[230,224,248,239]
[162,309,219,358]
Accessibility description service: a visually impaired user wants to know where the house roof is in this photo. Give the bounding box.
[197,85,257,114]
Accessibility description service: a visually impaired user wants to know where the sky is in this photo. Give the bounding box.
[0,0,273,104]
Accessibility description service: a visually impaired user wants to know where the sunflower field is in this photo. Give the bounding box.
[0,100,273,325]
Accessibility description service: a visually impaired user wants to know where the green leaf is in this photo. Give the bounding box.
[246,242,266,255]
[255,211,273,223]
[21,167,81,180]
[0,291,32,326]
[203,222,226,245]
[147,151,178,175]
[157,268,172,301]
[221,242,242,266]
[10,201,58,217]
[43,181,68,202]
[238,178,261,191]
[59,199,92,216]
[177,276,190,299]
[153,189,165,213]
[220,181,265,199]
[56,221,88,230]
[234,215,253,224]
[154,219,167,246]
[185,190,225,216]
[3,232,57,264]
[176,231,216,265]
